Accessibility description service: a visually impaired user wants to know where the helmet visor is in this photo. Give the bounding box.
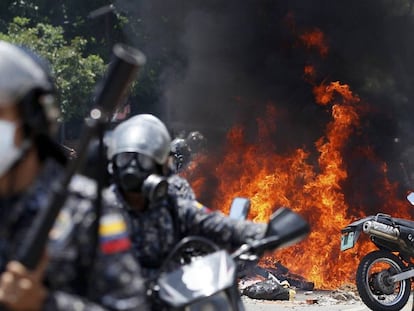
[114,152,156,171]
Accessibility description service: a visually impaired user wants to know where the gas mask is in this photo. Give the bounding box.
[0,120,30,178]
[141,174,169,202]
[113,152,168,201]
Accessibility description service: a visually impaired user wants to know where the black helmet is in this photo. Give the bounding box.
[186,131,205,154]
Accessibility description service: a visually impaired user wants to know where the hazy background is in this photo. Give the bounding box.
[115,0,414,199]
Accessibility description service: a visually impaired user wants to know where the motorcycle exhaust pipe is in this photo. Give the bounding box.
[363,220,399,241]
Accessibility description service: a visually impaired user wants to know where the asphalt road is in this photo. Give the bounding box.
[242,290,414,311]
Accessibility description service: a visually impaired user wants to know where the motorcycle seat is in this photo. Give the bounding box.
[393,218,414,228]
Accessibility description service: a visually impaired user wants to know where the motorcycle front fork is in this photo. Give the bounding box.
[225,284,245,311]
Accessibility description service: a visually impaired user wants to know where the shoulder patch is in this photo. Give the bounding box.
[195,201,204,209]
[195,201,212,213]
[99,213,131,254]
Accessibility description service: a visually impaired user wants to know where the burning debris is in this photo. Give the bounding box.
[238,262,362,304]
[184,16,411,291]
[241,279,293,301]
[260,261,315,291]
[303,284,362,306]
[330,284,360,302]
[187,77,381,290]
[238,261,314,301]
[125,0,414,292]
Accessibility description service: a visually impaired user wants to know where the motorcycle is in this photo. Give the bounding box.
[148,207,310,310]
[169,197,252,265]
[228,197,251,220]
[340,193,414,311]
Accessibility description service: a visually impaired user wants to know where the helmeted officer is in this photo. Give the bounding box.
[105,114,267,284]
[170,137,191,174]
[186,131,205,155]
[0,40,148,310]
[170,131,206,174]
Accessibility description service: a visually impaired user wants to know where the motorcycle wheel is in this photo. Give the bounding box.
[356,250,411,311]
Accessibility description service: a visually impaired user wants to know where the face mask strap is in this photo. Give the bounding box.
[6,139,32,172]
[0,118,33,179]
[0,140,30,195]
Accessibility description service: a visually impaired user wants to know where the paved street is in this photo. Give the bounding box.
[243,290,414,311]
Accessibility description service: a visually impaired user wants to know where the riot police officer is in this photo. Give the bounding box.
[105,114,267,283]
[186,131,205,155]
[170,137,191,174]
[0,41,148,310]
[170,131,206,174]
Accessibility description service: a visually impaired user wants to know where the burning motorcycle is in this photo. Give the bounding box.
[340,192,414,311]
[148,207,310,310]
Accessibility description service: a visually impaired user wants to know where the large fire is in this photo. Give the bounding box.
[184,19,413,289]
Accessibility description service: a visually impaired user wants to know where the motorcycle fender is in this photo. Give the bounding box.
[340,216,374,251]
[340,230,360,251]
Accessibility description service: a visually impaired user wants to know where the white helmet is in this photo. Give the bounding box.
[0,41,54,105]
[0,41,58,136]
[107,114,172,165]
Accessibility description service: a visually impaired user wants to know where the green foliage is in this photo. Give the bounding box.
[1,2,163,118]
[0,17,105,122]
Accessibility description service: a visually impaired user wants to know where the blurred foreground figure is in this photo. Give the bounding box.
[0,41,147,310]
[105,114,266,310]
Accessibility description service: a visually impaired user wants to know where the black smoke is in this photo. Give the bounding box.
[117,0,414,206]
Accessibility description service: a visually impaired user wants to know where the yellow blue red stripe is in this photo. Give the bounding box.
[99,214,131,254]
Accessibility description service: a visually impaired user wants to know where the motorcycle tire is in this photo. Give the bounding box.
[356,250,411,311]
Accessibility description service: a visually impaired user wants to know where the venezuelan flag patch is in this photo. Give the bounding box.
[195,200,212,213]
[99,214,131,254]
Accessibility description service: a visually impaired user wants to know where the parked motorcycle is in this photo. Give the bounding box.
[149,207,310,310]
[340,193,414,311]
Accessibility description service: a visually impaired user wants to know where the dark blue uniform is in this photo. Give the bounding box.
[0,160,148,311]
[166,174,196,201]
[107,175,266,280]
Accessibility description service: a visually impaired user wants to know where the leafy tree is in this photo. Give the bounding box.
[1,1,166,119]
[1,1,127,57]
[0,17,105,122]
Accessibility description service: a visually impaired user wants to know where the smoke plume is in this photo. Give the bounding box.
[118,0,414,193]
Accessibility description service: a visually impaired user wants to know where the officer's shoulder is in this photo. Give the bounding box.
[101,185,123,208]
[175,196,214,214]
[68,174,97,199]
[167,174,192,190]
[167,174,188,184]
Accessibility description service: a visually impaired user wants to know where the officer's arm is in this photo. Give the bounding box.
[167,175,196,201]
[177,198,267,249]
[43,252,147,311]
[45,210,148,311]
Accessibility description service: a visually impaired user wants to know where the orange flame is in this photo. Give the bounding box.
[186,81,410,289]
[304,65,316,81]
[299,28,329,57]
[184,16,411,290]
